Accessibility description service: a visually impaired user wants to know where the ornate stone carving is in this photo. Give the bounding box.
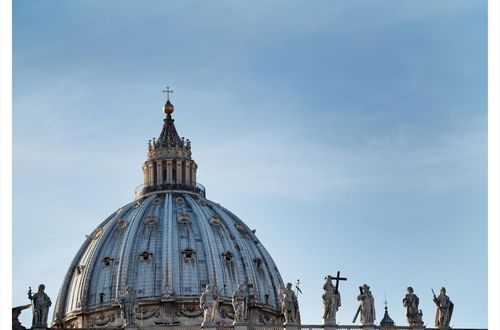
[279,282,299,325]
[232,284,248,324]
[65,319,79,329]
[28,284,52,328]
[322,276,341,325]
[136,306,160,320]
[177,307,204,317]
[356,284,375,325]
[92,313,116,326]
[433,287,454,328]
[403,287,423,326]
[118,286,137,327]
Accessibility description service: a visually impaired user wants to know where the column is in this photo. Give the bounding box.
[166,160,172,184]
[192,164,197,186]
[148,162,154,187]
[185,161,191,185]
[142,165,148,187]
[156,161,162,185]
[176,161,182,184]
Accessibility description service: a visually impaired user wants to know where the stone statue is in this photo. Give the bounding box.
[402,287,423,326]
[232,284,248,324]
[433,287,454,328]
[356,284,375,325]
[200,284,219,326]
[12,304,31,330]
[322,276,341,325]
[28,284,52,328]
[118,286,137,327]
[280,282,299,325]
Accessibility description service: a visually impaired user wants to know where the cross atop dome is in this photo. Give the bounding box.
[162,86,175,114]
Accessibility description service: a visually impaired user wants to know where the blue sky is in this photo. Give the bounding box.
[13,0,487,327]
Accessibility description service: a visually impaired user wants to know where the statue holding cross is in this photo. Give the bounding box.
[322,271,346,325]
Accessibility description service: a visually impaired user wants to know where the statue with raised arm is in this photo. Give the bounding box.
[28,284,52,328]
[232,284,248,324]
[356,284,375,325]
[402,287,423,326]
[200,284,218,326]
[119,286,137,327]
[280,282,299,325]
[433,287,454,328]
[322,276,341,325]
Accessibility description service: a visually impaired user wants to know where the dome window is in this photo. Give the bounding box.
[209,215,221,225]
[222,251,233,262]
[153,198,161,205]
[235,223,246,232]
[117,219,128,229]
[176,197,184,203]
[177,213,191,225]
[99,292,105,304]
[254,258,263,269]
[75,265,84,275]
[140,251,153,262]
[198,199,206,206]
[145,215,158,227]
[102,257,114,267]
[182,248,196,261]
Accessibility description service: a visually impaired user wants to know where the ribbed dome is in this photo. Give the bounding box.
[53,193,284,328]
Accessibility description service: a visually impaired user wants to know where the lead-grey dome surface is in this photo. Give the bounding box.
[53,192,284,328]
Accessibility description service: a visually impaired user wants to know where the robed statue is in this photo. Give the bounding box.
[200,284,219,326]
[279,282,299,325]
[356,284,375,325]
[402,287,423,326]
[322,276,341,325]
[28,284,52,328]
[118,286,137,327]
[433,287,454,328]
[232,284,248,324]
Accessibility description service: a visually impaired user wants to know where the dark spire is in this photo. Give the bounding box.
[380,297,395,326]
[153,86,190,151]
[155,113,186,149]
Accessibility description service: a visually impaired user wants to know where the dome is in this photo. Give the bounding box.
[52,94,285,329]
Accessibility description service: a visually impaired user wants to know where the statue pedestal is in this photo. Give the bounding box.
[361,325,376,330]
[410,325,425,330]
[324,319,337,330]
[233,322,249,330]
[284,322,300,330]
[202,322,216,330]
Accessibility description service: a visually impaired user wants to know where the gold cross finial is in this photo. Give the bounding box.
[162,86,174,101]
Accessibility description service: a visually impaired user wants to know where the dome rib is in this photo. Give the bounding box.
[115,195,156,297]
